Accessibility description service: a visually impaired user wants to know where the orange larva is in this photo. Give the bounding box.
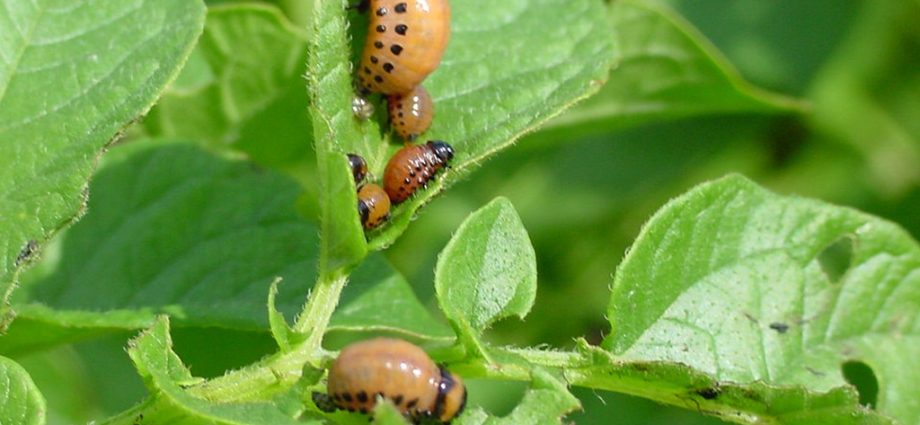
[357,0,451,95]
[383,140,453,204]
[357,183,391,229]
[313,338,467,423]
[388,84,433,141]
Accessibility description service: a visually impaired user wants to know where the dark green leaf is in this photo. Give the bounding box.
[0,0,205,319]
[3,141,449,354]
[531,0,805,144]
[455,368,579,425]
[330,254,454,340]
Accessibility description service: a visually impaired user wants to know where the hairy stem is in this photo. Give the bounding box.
[185,271,347,402]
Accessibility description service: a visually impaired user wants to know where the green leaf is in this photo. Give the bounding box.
[604,175,919,423]
[306,0,375,273]
[0,355,46,425]
[809,0,920,196]
[372,400,410,425]
[435,198,537,355]
[268,278,299,352]
[107,316,307,425]
[0,0,205,319]
[3,141,449,354]
[329,254,454,340]
[17,140,316,329]
[531,0,805,144]
[349,0,616,249]
[456,368,579,425]
[143,4,314,169]
[552,341,893,425]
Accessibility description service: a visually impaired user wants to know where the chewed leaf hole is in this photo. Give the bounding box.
[818,236,854,284]
[842,360,878,409]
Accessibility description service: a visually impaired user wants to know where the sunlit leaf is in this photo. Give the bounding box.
[0,0,205,319]
[436,197,536,355]
[605,175,919,423]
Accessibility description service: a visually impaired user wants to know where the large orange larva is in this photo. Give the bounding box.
[388,84,433,141]
[383,140,453,204]
[312,338,467,423]
[357,0,451,95]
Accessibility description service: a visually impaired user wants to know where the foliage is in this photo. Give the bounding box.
[0,0,917,424]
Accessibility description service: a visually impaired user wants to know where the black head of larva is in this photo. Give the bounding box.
[427,140,454,163]
[357,199,371,224]
[434,366,467,422]
[347,153,368,184]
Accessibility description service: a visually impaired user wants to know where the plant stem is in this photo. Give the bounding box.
[186,270,347,401]
[293,270,348,347]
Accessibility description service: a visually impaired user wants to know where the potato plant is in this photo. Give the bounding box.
[0,0,918,424]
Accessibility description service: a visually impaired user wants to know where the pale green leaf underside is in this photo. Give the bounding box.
[536,0,805,142]
[307,0,370,272]
[0,355,46,425]
[2,141,450,355]
[435,197,537,336]
[549,341,891,425]
[605,175,920,424]
[0,0,205,316]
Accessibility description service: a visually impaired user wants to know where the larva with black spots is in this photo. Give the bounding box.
[357,183,391,229]
[388,84,433,141]
[383,140,454,204]
[356,0,451,95]
[312,338,467,423]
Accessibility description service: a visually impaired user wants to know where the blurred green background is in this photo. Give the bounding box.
[14,0,919,423]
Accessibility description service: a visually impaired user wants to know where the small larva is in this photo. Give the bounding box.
[357,183,391,229]
[383,140,453,204]
[388,84,433,141]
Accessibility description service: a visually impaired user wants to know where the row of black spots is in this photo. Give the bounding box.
[373,40,404,56]
[394,101,407,126]
[332,390,420,411]
[375,2,409,16]
[375,24,409,36]
[362,65,386,84]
